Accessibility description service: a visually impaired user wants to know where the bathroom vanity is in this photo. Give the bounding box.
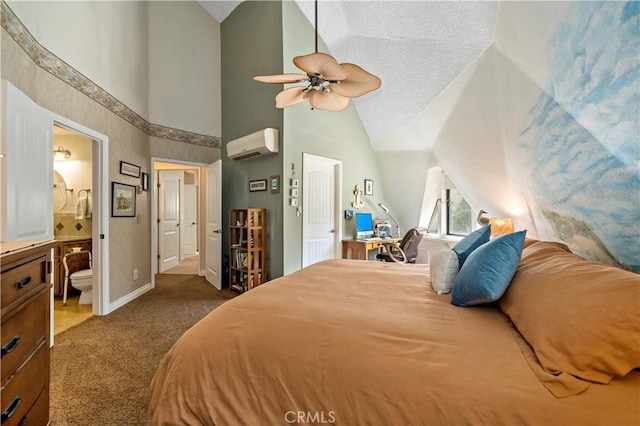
[1,240,55,426]
[53,238,92,297]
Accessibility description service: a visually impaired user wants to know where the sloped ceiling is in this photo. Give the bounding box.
[198,0,497,143]
[204,1,639,272]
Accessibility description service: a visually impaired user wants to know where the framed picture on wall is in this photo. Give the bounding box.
[270,175,280,193]
[364,179,373,195]
[141,172,149,192]
[249,179,267,192]
[120,161,140,178]
[112,182,136,217]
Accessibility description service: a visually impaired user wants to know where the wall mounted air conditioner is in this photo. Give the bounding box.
[227,128,279,161]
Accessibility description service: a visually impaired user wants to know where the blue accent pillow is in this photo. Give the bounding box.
[452,225,491,267]
[451,230,527,307]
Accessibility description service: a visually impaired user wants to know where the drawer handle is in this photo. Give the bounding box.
[15,276,32,290]
[0,336,20,358]
[1,395,21,422]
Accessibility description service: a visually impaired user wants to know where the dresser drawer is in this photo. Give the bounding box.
[9,387,48,426]
[1,255,48,310]
[0,342,48,426]
[1,289,47,384]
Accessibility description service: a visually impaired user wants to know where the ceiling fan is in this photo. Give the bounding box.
[253,0,381,112]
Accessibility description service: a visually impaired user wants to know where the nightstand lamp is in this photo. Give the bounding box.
[489,217,514,236]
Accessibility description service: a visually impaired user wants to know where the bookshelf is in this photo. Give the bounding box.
[229,208,267,292]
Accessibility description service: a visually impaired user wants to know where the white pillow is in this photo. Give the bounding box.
[430,244,459,294]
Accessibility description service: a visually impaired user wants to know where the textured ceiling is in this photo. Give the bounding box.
[198,0,498,144]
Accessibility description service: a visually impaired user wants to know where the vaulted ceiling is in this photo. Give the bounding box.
[198,0,498,144]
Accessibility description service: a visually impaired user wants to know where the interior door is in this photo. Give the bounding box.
[159,171,180,272]
[205,160,222,289]
[302,153,342,268]
[183,184,197,256]
[1,80,53,241]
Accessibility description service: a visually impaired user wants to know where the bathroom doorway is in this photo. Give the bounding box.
[52,125,94,334]
[51,113,109,325]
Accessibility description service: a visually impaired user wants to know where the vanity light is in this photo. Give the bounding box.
[53,145,71,160]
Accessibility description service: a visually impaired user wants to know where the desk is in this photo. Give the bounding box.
[342,238,401,260]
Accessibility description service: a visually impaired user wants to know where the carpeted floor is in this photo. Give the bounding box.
[50,274,236,425]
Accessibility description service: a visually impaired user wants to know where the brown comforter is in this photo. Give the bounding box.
[147,259,639,425]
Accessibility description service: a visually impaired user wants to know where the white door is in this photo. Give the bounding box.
[1,80,53,241]
[205,160,222,289]
[302,153,342,268]
[183,184,197,256]
[159,171,180,272]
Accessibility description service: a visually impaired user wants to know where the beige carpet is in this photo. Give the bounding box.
[162,254,199,275]
[50,274,235,425]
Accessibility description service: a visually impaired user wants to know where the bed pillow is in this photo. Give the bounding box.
[451,230,526,307]
[452,225,491,267]
[500,241,640,385]
[429,244,459,294]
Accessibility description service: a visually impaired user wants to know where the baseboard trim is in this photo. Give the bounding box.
[108,282,152,313]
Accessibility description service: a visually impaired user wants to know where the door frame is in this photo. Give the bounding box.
[150,157,208,287]
[301,153,343,267]
[51,113,109,318]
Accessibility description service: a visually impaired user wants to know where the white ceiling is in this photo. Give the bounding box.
[198,0,498,145]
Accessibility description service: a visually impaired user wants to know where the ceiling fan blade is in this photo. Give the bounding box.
[253,73,308,84]
[330,63,382,98]
[309,90,350,112]
[293,53,348,81]
[275,87,310,108]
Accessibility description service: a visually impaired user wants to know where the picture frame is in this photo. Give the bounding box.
[249,179,267,192]
[120,161,141,178]
[270,175,280,194]
[364,179,374,195]
[290,198,299,207]
[111,182,136,217]
[291,179,299,188]
[290,188,299,197]
[345,210,354,220]
[141,172,149,192]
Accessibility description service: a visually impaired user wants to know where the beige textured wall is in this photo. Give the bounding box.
[1,15,219,303]
[148,2,221,136]
[6,0,150,119]
[2,31,150,302]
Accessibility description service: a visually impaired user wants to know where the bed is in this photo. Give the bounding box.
[147,240,640,425]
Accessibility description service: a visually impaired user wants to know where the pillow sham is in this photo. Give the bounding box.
[429,244,459,294]
[500,241,640,386]
[452,225,491,267]
[451,230,526,307]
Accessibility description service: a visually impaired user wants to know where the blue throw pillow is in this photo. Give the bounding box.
[452,225,491,267]
[451,230,527,307]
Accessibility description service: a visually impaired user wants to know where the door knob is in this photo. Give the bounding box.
[213,229,223,234]
[329,229,335,233]
[176,223,180,227]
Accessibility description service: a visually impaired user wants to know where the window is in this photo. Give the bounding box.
[446,187,472,236]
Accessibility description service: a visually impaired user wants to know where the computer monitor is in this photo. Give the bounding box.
[355,212,375,238]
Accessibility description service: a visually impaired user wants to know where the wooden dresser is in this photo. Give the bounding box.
[1,241,54,426]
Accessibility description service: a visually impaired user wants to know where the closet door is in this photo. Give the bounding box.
[1,80,53,241]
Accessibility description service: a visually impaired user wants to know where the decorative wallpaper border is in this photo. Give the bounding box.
[0,1,221,149]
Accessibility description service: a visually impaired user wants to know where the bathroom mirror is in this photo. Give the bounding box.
[53,170,68,211]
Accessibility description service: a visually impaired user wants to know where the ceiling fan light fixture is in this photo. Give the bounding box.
[253,0,380,112]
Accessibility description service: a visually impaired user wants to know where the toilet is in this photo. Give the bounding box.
[70,268,93,304]
[63,249,93,305]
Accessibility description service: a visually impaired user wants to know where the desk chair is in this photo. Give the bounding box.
[377,227,426,263]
